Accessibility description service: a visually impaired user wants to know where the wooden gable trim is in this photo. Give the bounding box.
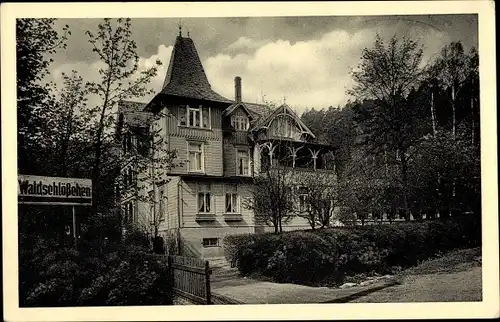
[258,103,316,139]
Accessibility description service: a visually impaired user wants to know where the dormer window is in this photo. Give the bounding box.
[122,132,132,153]
[179,105,211,129]
[231,115,249,131]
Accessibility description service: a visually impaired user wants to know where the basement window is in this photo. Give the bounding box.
[202,238,219,248]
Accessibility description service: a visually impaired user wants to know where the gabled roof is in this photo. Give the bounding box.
[222,102,254,119]
[250,103,316,139]
[160,36,231,103]
[118,100,153,129]
[245,102,271,119]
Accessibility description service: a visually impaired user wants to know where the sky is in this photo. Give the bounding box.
[49,15,478,115]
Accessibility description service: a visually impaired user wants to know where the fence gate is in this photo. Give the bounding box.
[168,255,212,304]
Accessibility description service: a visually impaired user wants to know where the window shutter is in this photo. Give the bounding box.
[202,143,206,172]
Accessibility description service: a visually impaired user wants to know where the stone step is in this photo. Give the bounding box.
[206,257,231,268]
[212,266,240,278]
[213,269,240,276]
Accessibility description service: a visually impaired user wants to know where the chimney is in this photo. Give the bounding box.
[234,76,242,103]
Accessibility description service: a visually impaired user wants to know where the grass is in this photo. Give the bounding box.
[403,247,481,276]
[351,247,482,303]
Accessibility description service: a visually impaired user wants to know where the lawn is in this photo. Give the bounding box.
[351,247,482,302]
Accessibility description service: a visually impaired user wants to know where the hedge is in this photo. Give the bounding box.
[223,215,481,285]
[19,241,173,307]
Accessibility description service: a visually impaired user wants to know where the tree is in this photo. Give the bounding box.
[301,104,358,178]
[348,34,428,219]
[244,163,296,233]
[48,70,90,177]
[426,42,479,216]
[336,148,391,225]
[429,42,474,138]
[16,18,69,174]
[133,112,179,250]
[85,18,162,213]
[296,171,339,229]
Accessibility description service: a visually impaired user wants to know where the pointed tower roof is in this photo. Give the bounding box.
[160,36,231,103]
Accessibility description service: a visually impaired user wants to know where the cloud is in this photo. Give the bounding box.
[225,36,271,52]
[204,26,452,114]
[47,22,453,118]
[48,44,173,113]
[205,29,373,112]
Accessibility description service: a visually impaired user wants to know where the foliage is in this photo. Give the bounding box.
[223,215,481,286]
[20,241,172,307]
[301,36,480,223]
[244,164,297,233]
[16,18,70,174]
[428,42,478,137]
[301,105,358,177]
[132,114,181,240]
[295,171,339,229]
[84,18,163,212]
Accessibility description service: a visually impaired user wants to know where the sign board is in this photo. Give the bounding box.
[18,175,92,206]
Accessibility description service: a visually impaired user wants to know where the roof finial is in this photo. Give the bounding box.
[178,19,182,36]
[187,30,190,37]
[284,96,287,104]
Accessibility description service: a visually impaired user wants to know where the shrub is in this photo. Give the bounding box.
[79,249,172,306]
[223,233,254,267]
[20,245,173,306]
[224,215,481,286]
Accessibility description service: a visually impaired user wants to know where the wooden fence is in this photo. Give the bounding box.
[168,255,212,305]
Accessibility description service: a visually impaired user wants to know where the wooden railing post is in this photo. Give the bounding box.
[205,260,211,305]
[168,255,174,289]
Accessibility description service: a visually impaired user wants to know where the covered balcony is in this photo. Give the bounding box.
[256,138,337,174]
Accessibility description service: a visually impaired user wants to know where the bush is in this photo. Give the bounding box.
[78,248,172,306]
[223,215,481,286]
[20,243,173,306]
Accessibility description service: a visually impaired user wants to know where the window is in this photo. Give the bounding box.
[123,205,128,224]
[159,190,165,222]
[182,105,211,129]
[225,184,239,213]
[123,168,132,189]
[179,105,187,126]
[188,142,203,172]
[130,169,134,187]
[188,106,201,127]
[122,132,132,153]
[202,238,219,247]
[202,106,210,128]
[124,201,134,224]
[297,187,309,212]
[231,115,249,131]
[198,184,212,213]
[299,195,308,212]
[237,150,250,175]
[128,202,134,223]
[148,190,154,222]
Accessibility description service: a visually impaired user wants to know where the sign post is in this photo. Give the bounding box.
[18,174,92,250]
[72,206,78,250]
